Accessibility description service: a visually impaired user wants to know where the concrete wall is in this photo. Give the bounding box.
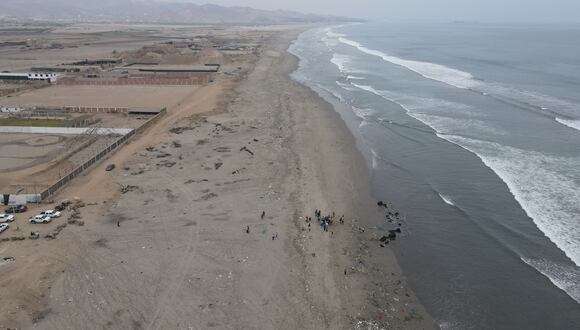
[1,194,42,205]
[0,106,24,113]
[39,108,166,200]
[0,126,133,135]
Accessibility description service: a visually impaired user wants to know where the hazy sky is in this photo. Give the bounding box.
[165,0,580,22]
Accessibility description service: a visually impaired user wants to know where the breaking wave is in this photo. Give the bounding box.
[351,82,580,304]
[439,134,580,269]
[522,257,580,303]
[337,36,482,89]
[438,193,456,206]
[556,118,580,132]
[328,29,580,131]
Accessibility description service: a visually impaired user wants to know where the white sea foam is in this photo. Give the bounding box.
[488,83,580,117]
[522,257,580,303]
[351,82,380,95]
[347,75,365,80]
[439,134,580,269]
[555,118,580,132]
[336,80,357,92]
[412,113,506,137]
[370,148,380,169]
[352,106,376,120]
[338,37,482,89]
[326,30,346,38]
[330,53,351,73]
[330,90,345,103]
[351,83,504,137]
[438,193,456,206]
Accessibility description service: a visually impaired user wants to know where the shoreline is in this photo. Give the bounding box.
[285,28,437,328]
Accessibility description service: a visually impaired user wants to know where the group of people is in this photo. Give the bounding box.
[306,209,345,232]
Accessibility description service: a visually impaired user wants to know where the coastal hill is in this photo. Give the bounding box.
[0,0,361,24]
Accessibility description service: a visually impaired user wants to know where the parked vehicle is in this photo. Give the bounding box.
[105,164,115,171]
[29,215,51,224]
[4,205,27,213]
[0,223,8,233]
[0,214,15,223]
[40,210,61,218]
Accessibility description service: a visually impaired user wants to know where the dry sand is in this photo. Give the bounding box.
[0,85,197,109]
[0,27,436,329]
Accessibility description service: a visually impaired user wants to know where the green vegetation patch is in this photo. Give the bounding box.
[0,118,68,127]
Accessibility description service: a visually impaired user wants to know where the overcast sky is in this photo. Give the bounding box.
[163,0,580,22]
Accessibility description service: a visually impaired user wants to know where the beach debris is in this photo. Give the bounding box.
[214,162,223,170]
[172,140,182,148]
[199,192,218,201]
[157,160,176,167]
[155,151,172,158]
[214,146,231,153]
[164,188,178,202]
[184,178,208,184]
[231,167,246,175]
[120,185,142,194]
[240,146,254,155]
[55,200,72,211]
[169,126,194,134]
[131,168,146,175]
[29,232,40,240]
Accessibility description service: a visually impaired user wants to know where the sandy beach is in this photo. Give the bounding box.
[0,27,435,329]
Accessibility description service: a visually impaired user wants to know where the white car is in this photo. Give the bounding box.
[0,223,9,233]
[0,214,15,223]
[40,210,61,218]
[29,215,52,224]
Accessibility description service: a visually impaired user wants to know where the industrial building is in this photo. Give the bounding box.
[68,58,122,66]
[0,72,60,83]
[120,64,220,73]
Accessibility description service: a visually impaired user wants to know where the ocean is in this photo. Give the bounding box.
[289,21,580,329]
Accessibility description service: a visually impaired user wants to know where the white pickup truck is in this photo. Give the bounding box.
[29,215,52,224]
[0,223,9,233]
[40,210,61,218]
[0,214,15,223]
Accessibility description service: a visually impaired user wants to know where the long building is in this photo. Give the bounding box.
[119,64,220,73]
[0,72,60,83]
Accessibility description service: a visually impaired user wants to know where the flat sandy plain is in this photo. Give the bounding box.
[0,23,436,329]
[0,85,198,109]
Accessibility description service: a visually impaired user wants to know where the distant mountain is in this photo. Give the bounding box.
[0,0,362,24]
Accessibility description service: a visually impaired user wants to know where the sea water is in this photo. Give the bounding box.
[290,21,580,329]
